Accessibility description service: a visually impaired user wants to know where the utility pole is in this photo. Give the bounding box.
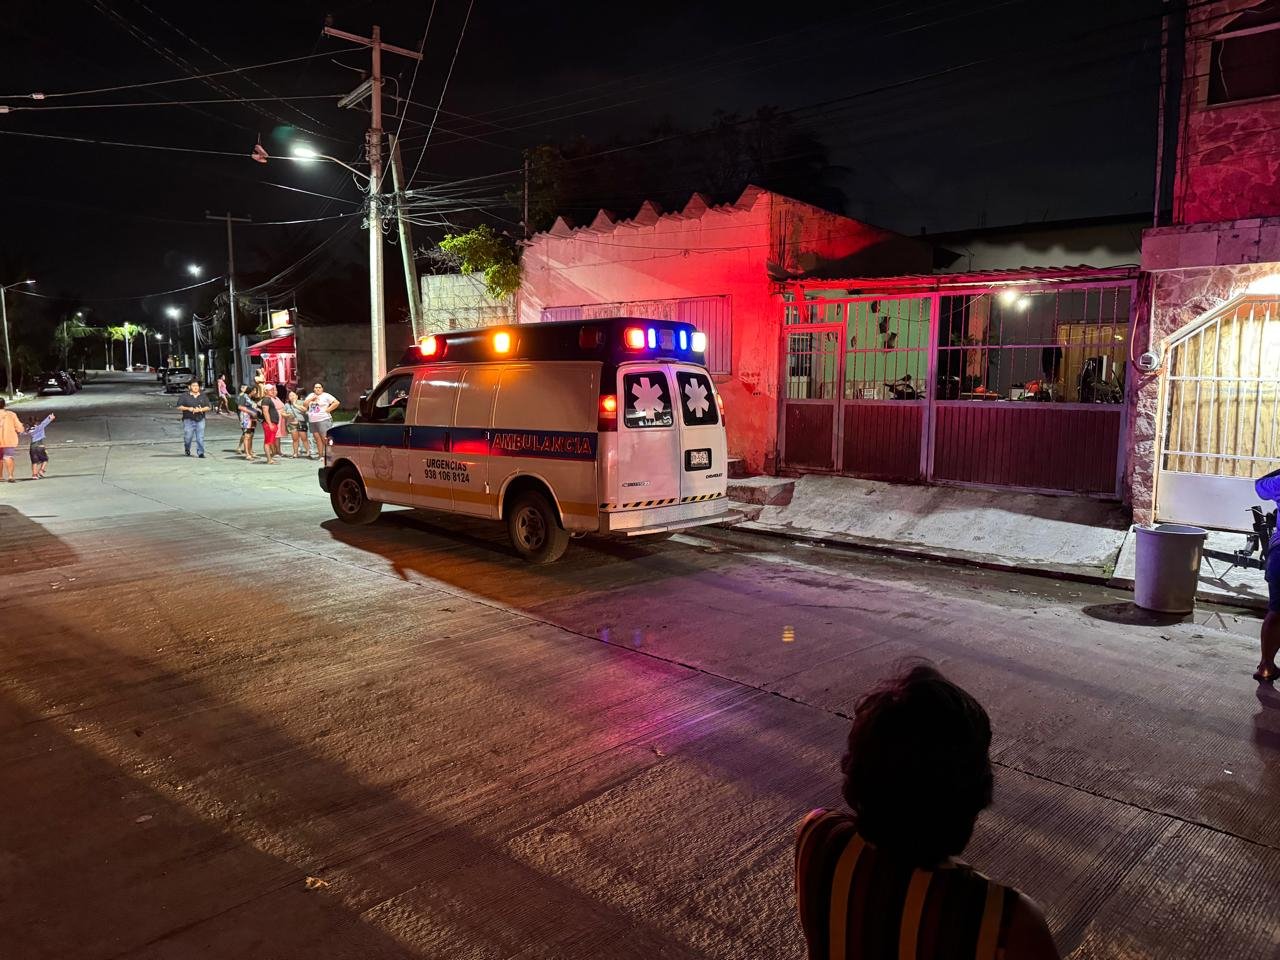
[522,151,531,239]
[325,23,422,384]
[389,134,423,339]
[207,212,251,387]
[0,289,13,399]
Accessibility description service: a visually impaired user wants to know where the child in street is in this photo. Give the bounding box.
[23,413,56,479]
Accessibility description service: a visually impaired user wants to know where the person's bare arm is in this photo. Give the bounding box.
[1002,893,1060,960]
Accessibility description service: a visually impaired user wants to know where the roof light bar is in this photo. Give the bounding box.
[691,331,707,353]
[493,331,512,354]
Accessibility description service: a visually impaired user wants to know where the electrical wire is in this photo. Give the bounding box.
[9,274,225,304]
[0,48,358,100]
[129,0,340,136]
[380,0,439,194]
[407,0,476,186]
[0,127,249,157]
[4,93,349,112]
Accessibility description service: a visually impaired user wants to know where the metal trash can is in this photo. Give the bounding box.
[1134,523,1207,613]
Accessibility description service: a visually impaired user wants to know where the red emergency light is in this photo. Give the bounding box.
[598,394,618,431]
[623,327,646,350]
[418,335,442,357]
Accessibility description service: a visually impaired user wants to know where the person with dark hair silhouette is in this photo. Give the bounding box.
[795,663,1059,959]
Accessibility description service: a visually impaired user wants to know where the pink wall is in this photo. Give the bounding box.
[519,186,926,473]
[1173,1,1280,224]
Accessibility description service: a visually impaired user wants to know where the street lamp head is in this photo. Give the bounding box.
[292,145,320,161]
[22,279,35,285]
[187,263,203,277]
[165,306,181,319]
[155,333,164,340]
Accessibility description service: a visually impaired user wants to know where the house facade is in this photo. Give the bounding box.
[1130,0,1280,530]
[519,185,931,472]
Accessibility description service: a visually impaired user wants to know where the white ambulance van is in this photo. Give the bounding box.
[318,317,736,562]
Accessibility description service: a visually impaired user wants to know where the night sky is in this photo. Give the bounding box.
[1,0,1164,330]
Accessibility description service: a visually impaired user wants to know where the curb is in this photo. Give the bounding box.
[732,518,1113,585]
[730,515,1267,613]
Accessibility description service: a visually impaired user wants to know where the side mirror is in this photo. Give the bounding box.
[356,392,371,422]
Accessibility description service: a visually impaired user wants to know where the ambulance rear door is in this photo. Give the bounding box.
[616,365,680,504]
[671,364,727,501]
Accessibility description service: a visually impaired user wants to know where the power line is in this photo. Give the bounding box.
[0,48,358,101]
[407,0,477,186]
[129,0,340,137]
[10,274,225,304]
[0,127,249,157]
[380,0,440,193]
[3,93,350,112]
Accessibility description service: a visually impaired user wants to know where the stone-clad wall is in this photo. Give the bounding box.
[1126,258,1278,523]
[1173,1,1280,224]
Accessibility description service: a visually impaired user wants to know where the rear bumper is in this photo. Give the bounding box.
[317,466,332,492]
[598,496,739,536]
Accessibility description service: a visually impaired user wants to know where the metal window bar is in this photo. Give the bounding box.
[1160,297,1280,477]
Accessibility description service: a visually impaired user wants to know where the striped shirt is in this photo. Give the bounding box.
[795,809,1015,960]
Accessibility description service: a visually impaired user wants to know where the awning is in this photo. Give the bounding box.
[247,334,295,356]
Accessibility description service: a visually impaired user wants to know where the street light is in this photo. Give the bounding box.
[1,278,35,398]
[290,144,370,181]
[290,142,386,383]
[187,263,203,277]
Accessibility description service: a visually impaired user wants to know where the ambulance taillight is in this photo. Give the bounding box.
[598,394,618,432]
[716,391,725,426]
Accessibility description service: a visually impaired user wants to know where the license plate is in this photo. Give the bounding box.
[685,448,712,470]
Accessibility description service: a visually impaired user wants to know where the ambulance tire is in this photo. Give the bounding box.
[507,490,569,564]
[330,466,382,525]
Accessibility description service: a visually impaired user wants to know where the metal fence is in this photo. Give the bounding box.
[780,281,1135,495]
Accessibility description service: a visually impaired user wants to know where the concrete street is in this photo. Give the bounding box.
[1,372,1277,959]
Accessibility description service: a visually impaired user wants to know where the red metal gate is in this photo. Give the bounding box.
[780,326,842,470]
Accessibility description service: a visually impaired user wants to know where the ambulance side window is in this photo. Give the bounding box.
[368,373,414,423]
[675,371,719,426]
[622,371,674,429]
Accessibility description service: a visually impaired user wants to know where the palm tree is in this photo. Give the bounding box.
[104,325,127,370]
[118,322,145,369]
[53,314,94,368]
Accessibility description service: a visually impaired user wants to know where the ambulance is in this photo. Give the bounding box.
[317,317,735,562]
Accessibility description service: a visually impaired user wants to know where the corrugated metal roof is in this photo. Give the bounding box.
[785,264,1139,291]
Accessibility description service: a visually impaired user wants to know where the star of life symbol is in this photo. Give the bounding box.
[631,377,666,418]
[683,379,710,418]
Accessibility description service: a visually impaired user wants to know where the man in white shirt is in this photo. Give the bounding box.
[304,382,340,461]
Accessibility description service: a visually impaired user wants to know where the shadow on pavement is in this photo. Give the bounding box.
[0,597,725,960]
[1080,601,1189,627]
[0,505,79,574]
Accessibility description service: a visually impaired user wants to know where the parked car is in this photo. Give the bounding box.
[36,371,76,395]
[163,367,195,393]
[156,365,168,382]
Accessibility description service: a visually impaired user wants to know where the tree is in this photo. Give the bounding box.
[436,225,521,300]
[104,325,128,370]
[53,314,94,368]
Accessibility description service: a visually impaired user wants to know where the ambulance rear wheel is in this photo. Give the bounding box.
[330,466,382,525]
[507,490,569,563]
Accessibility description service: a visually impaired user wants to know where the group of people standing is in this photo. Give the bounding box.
[223,375,338,465]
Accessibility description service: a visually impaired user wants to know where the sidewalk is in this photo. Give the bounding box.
[729,474,1271,610]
